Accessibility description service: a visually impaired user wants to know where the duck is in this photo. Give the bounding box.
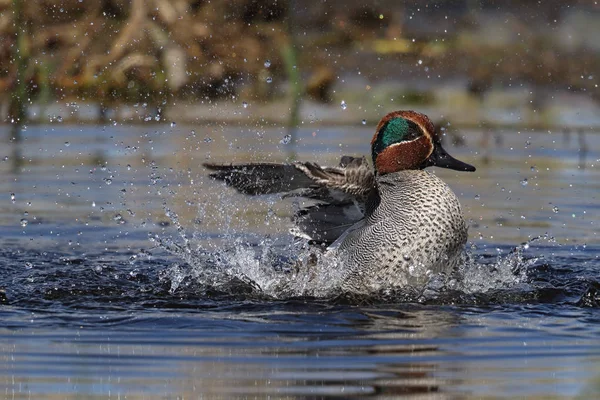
[203,110,475,293]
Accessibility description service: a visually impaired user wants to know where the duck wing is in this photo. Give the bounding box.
[202,162,315,195]
[203,156,375,244]
[293,156,374,202]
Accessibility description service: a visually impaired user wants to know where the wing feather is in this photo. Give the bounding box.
[204,156,376,244]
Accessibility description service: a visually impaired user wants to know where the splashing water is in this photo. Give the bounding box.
[151,207,345,298]
[454,242,537,294]
[148,205,549,302]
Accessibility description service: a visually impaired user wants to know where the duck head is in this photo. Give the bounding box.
[371,110,476,175]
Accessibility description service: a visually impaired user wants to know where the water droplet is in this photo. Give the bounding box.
[10,193,15,203]
[127,164,131,170]
[105,178,112,185]
[265,208,276,225]
[474,194,481,200]
[56,116,63,123]
[64,141,70,147]
[242,101,248,109]
[266,77,272,83]
[340,100,347,110]
[418,59,423,65]
[170,121,176,127]
[553,206,559,213]
[361,119,366,125]
[25,262,33,269]
[264,59,271,68]
[402,253,411,261]
[20,218,28,227]
[280,134,292,144]
[520,178,528,186]
[203,137,213,143]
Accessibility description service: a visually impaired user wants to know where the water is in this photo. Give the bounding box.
[1,123,600,399]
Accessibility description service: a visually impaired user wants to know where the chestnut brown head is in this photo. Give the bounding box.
[371,110,475,175]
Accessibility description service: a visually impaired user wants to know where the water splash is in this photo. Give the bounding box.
[149,206,551,302]
[454,240,541,294]
[152,230,343,299]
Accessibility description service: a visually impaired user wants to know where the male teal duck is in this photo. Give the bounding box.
[204,110,475,293]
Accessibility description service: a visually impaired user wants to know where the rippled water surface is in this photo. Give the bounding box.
[1,123,600,399]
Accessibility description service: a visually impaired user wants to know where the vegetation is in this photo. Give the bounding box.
[0,0,598,127]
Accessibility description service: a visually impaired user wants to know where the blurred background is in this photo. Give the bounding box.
[1,0,599,128]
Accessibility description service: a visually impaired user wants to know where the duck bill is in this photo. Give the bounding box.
[423,143,476,172]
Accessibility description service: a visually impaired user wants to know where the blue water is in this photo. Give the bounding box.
[1,123,599,399]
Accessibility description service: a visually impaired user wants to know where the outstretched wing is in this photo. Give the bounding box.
[203,162,315,195]
[203,157,375,244]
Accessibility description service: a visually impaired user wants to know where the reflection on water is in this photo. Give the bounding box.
[1,305,599,399]
[1,123,600,399]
